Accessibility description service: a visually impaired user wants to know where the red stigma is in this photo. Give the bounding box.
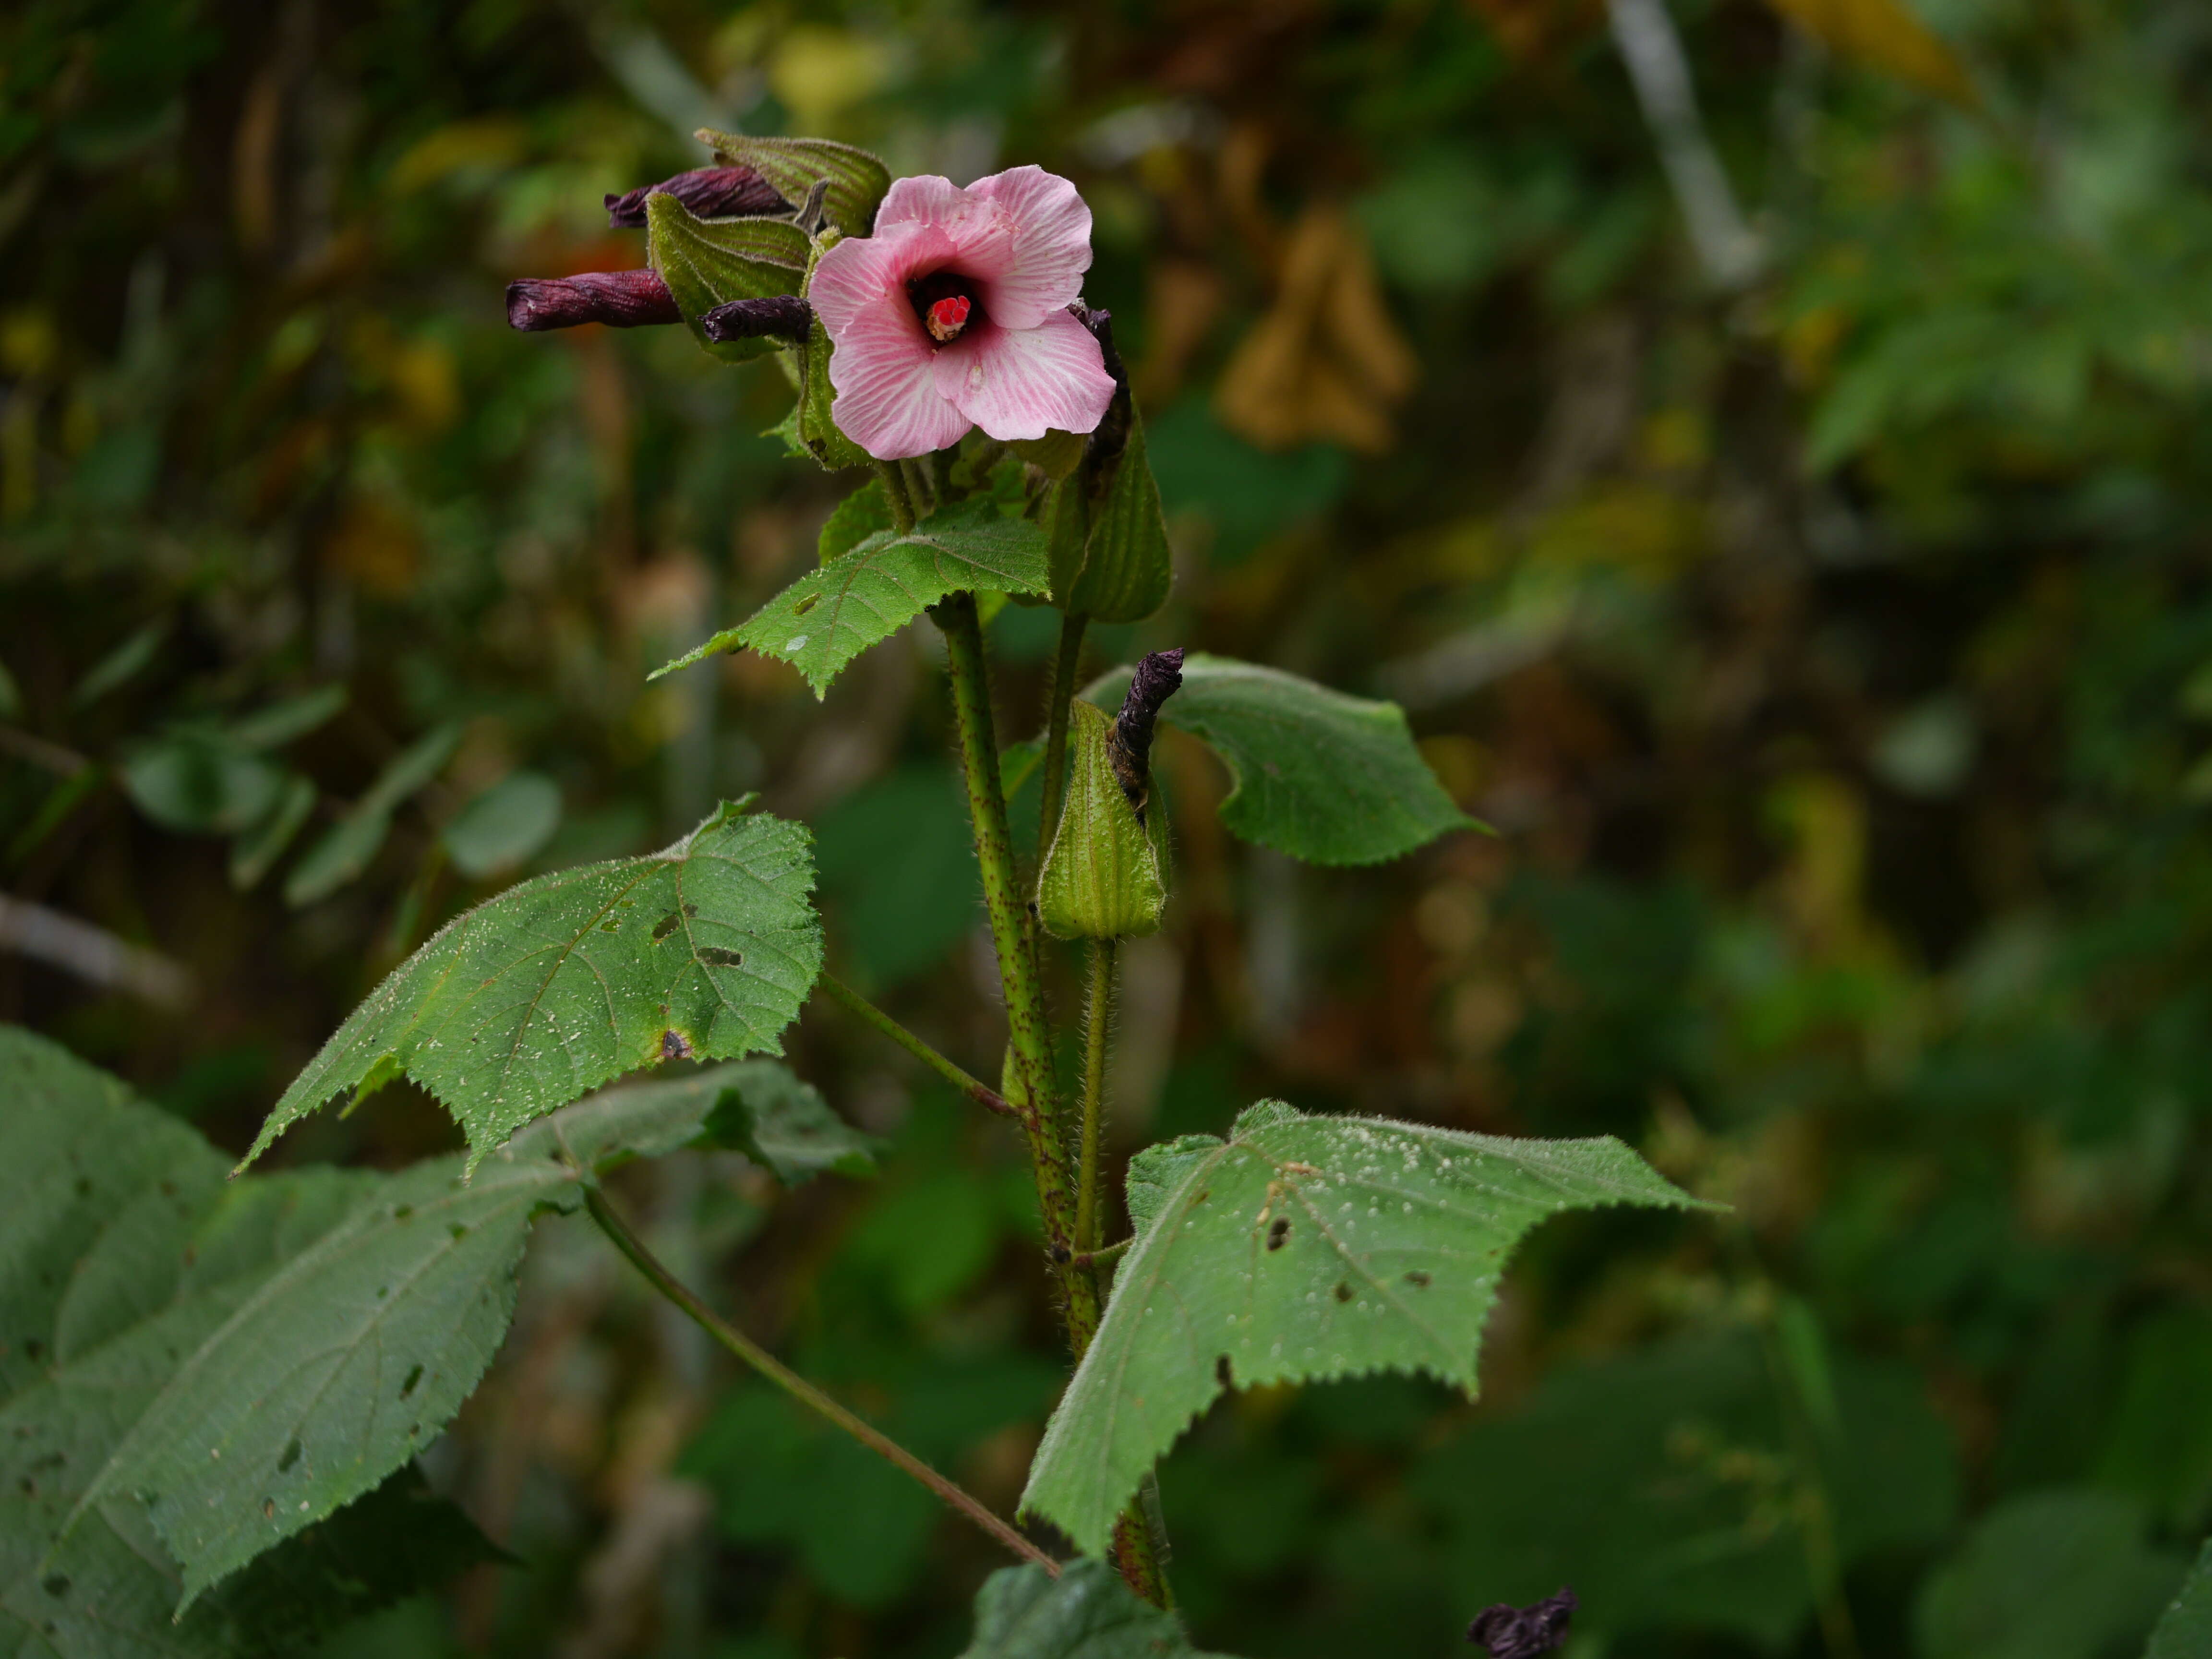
[926,294,972,343]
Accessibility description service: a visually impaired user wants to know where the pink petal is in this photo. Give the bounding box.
[826,291,973,460]
[808,222,953,336]
[932,309,1116,444]
[879,173,1017,287]
[965,166,1094,331]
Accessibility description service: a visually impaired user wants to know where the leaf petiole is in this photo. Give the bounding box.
[1034,611,1089,874]
[581,1182,1059,1578]
[814,969,1033,1128]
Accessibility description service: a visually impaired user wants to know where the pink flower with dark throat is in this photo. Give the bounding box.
[807,167,1118,460]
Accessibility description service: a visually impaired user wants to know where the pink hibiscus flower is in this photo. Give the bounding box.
[807,167,1119,460]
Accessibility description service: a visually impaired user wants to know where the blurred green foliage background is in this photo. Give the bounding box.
[6,0,2212,1654]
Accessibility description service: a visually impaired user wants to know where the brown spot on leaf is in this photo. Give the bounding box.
[1266,1217,1290,1251]
[1405,1270,1431,1288]
[1334,1281,1354,1302]
[650,911,683,942]
[661,1029,695,1062]
[1215,1354,1234,1387]
[697,946,744,968]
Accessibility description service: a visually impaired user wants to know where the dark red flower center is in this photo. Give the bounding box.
[908,270,982,344]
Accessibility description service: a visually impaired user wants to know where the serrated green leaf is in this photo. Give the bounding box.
[655,500,1051,697]
[700,1058,878,1183]
[246,798,823,1171]
[2149,1539,2212,1659]
[956,1559,1239,1659]
[3,1028,732,1632]
[695,131,890,237]
[819,479,893,565]
[441,771,562,878]
[195,1466,507,1657]
[230,772,317,890]
[646,192,807,364]
[1048,406,1172,625]
[1086,653,1477,865]
[122,734,286,835]
[1019,1101,1707,1555]
[82,1152,556,1606]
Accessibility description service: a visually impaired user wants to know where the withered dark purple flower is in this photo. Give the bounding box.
[604,166,789,229]
[700,295,814,345]
[1467,1588,1577,1659]
[1071,304,1131,469]
[1107,647,1185,820]
[505,270,681,332]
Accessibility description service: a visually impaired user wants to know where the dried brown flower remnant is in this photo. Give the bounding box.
[1467,1587,1577,1658]
[603,166,788,228]
[700,295,814,345]
[505,270,680,332]
[1107,648,1184,822]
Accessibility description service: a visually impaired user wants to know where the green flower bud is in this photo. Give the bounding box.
[1045,309,1172,624]
[1038,650,1183,940]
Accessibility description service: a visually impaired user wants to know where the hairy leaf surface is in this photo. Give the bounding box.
[1,1034,742,1630]
[245,799,821,1169]
[1086,654,1475,865]
[1020,1102,1705,1554]
[646,193,806,363]
[2,1032,533,1650]
[695,131,889,237]
[657,500,1051,696]
[955,1560,1238,1659]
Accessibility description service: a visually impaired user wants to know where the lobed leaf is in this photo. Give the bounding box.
[955,1559,1240,1659]
[646,192,807,363]
[245,799,823,1171]
[1019,1101,1707,1555]
[1086,653,1476,865]
[655,499,1051,697]
[695,131,890,237]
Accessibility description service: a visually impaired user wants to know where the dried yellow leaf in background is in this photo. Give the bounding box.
[1214,206,1417,453]
[1761,0,1977,107]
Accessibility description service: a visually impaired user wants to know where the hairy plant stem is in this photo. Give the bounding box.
[875,459,918,533]
[1075,938,1117,1253]
[1034,611,1090,872]
[935,594,1090,1303]
[815,970,1030,1127]
[582,1184,1057,1577]
[936,589,1173,1608]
